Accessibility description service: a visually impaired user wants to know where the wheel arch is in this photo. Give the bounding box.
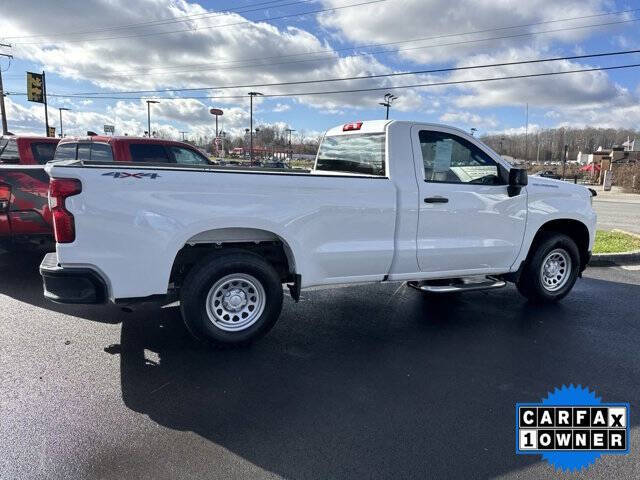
[169,227,298,288]
[531,219,591,270]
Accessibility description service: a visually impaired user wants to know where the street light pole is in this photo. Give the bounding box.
[58,107,70,138]
[378,93,397,120]
[285,128,296,161]
[0,44,12,135]
[248,92,262,162]
[146,100,159,137]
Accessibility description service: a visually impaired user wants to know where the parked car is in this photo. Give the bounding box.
[535,170,561,179]
[1,135,209,251]
[0,136,60,249]
[40,120,596,347]
[263,161,290,169]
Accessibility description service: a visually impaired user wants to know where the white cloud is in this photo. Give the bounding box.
[1,0,426,113]
[439,111,498,129]
[450,46,629,108]
[317,0,611,64]
[272,103,290,112]
[488,124,541,135]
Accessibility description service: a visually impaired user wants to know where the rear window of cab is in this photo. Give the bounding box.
[316,133,386,176]
[53,142,114,162]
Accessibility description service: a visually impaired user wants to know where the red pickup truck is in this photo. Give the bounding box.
[1,135,211,250]
[0,136,60,248]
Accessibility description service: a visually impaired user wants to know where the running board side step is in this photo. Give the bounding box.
[407,276,506,293]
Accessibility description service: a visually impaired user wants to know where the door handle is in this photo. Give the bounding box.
[424,196,448,203]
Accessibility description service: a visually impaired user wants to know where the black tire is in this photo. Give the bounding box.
[516,232,581,303]
[180,250,283,347]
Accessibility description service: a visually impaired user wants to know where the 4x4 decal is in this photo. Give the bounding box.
[102,172,160,179]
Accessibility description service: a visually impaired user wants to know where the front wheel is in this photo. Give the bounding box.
[180,251,284,347]
[516,232,581,303]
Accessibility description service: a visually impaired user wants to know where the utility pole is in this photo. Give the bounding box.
[146,100,159,137]
[285,128,296,161]
[248,92,262,162]
[524,103,529,161]
[58,107,70,137]
[42,71,49,137]
[0,43,12,135]
[378,93,397,120]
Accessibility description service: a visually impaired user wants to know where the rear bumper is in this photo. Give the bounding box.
[40,252,107,304]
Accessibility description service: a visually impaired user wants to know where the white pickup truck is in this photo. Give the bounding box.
[40,120,596,346]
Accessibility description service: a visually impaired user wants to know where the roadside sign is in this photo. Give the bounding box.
[104,124,115,134]
[209,108,223,116]
[47,126,55,138]
[26,72,44,103]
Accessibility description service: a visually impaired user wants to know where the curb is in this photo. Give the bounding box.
[589,230,640,266]
[590,250,640,267]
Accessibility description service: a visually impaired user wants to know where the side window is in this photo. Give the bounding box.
[316,133,386,176]
[30,142,58,164]
[0,138,19,163]
[169,146,209,165]
[129,144,171,163]
[77,143,90,160]
[91,143,113,162]
[419,130,502,184]
[53,143,77,161]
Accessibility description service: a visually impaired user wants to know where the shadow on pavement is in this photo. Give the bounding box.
[3,250,638,477]
[105,276,640,478]
[0,250,134,324]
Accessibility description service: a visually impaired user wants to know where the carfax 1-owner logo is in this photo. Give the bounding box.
[516,385,630,472]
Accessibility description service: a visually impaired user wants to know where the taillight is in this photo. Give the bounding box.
[49,178,82,243]
[0,184,10,213]
[343,121,363,131]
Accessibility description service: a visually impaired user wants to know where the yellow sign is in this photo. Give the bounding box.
[26,72,44,103]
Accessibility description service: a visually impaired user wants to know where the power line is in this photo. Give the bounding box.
[8,63,640,100]
[25,15,638,82]
[15,7,638,78]
[12,0,390,45]
[4,0,315,40]
[49,49,640,96]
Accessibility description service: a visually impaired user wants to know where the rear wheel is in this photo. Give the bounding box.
[516,232,580,303]
[180,251,283,347]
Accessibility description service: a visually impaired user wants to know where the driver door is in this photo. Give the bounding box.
[411,125,527,273]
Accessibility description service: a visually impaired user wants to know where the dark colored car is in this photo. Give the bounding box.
[263,161,290,169]
[535,170,561,179]
[0,136,60,249]
[1,135,210,251]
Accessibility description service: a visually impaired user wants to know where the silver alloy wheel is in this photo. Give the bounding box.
[205,273,266,332]
[540,248,572,292]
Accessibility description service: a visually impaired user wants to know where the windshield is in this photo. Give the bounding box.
[316,133,386,176]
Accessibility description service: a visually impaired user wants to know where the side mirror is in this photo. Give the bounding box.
[508,168,527,197]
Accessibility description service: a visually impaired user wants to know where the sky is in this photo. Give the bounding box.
[1,0,639,142]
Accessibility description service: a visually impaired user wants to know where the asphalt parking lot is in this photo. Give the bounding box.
[1,251,639,480]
